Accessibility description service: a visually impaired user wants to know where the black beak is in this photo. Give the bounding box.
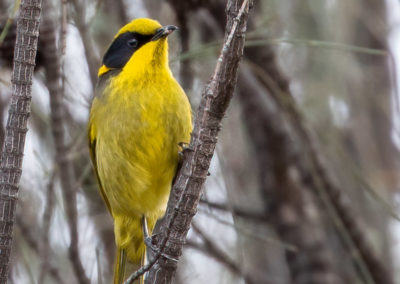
[151,25,178,41]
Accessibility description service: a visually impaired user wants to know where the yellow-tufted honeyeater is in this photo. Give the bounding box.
[88,18,192,284]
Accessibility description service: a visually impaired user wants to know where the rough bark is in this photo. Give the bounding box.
[0,0,42,282]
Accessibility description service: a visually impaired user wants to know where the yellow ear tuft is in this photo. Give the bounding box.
[115,18,162,38]
[98,65,111,76]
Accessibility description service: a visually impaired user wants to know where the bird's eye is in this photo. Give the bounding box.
[127,38,138,48]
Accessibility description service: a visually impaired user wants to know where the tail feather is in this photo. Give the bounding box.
[114,248,127,284]
[113,215,156,283]
[140,246,146,284]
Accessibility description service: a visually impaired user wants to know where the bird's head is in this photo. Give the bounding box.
[98,18,177,77]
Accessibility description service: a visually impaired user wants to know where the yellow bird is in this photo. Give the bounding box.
[88,18,192,283]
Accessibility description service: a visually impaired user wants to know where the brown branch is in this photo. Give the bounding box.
[70,0,99,89]
[103,0,128,27]
[167,0,194,91]
[115,0,129,25]
[41,2,89,283]
[0,1,42,282]
[139,1,252,283]
[61,0,68,55]
[38,170,56,283]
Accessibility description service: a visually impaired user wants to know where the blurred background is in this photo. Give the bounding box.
[1,0,400,283]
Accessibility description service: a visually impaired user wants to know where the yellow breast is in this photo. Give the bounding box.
[90,70,191,218]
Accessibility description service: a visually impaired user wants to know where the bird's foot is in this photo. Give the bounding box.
[145,232,179,262]
[178,142,193,160]
[144,232,159,251]
[144,232,179,262]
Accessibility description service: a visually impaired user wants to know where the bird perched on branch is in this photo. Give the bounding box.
[88,18,192,284]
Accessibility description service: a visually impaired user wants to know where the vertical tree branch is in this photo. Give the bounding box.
[40,2,89,284]
[0,0,42,282]
[166,0,196,91]
[140,0,253,283]
[38,171,55,283]
[70,0,99,89]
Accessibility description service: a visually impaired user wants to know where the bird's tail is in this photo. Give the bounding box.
[113,215,155,284]
[113,248,127,284]
[113,248,146,284]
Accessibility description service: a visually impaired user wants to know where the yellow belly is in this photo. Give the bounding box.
[90,73,191,262]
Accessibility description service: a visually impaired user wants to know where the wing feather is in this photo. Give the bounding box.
[88,123,112,214]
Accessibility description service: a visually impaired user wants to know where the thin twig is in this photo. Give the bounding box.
[60,0,68,55]
[38,170,56,283]
[70,0,99,89]
[167,0,194,91]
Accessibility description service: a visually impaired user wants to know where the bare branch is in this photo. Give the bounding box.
[0,1,42,282]
[141,0,252,283]
[38,170,56,283]
[41,2,89,283]
[70,0,99,89]
[166,0,194,91]
[60,0,68,55]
